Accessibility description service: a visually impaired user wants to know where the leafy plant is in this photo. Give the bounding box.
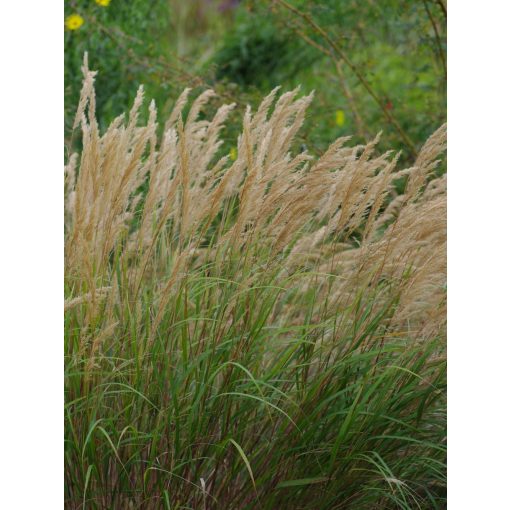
[64,61,446,509]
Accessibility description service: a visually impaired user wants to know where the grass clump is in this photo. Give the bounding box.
[65,56,446,509]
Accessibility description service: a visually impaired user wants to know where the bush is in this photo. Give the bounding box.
[64,61,446,509]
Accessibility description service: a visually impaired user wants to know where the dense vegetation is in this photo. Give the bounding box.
[65,0,446,163]
[64,2,446,508]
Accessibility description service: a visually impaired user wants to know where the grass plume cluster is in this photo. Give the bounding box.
[65,56,446,509]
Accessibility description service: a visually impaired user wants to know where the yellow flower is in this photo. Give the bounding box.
[65,14,84,31]
[230,147,237,161]
[95,0,111,6]
[335,110,345,127]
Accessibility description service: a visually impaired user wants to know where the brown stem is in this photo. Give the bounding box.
[422,0,447,83]
[435,0,447,19]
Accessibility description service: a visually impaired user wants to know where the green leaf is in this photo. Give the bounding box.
[277,476,329,489]
[229,438,257,493]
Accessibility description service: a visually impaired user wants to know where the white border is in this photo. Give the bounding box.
[448,1,510,508]
[0,1,63,507]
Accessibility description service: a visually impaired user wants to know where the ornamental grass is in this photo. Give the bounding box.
[65,56,446,509]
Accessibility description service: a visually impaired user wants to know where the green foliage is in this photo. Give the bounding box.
[65,0,446,164]
[65,262,446,509]
[214,12,313,88]
[211,0,446,162]
[64,0,171,132]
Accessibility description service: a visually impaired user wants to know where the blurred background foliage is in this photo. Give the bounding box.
[65,0,446,165]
